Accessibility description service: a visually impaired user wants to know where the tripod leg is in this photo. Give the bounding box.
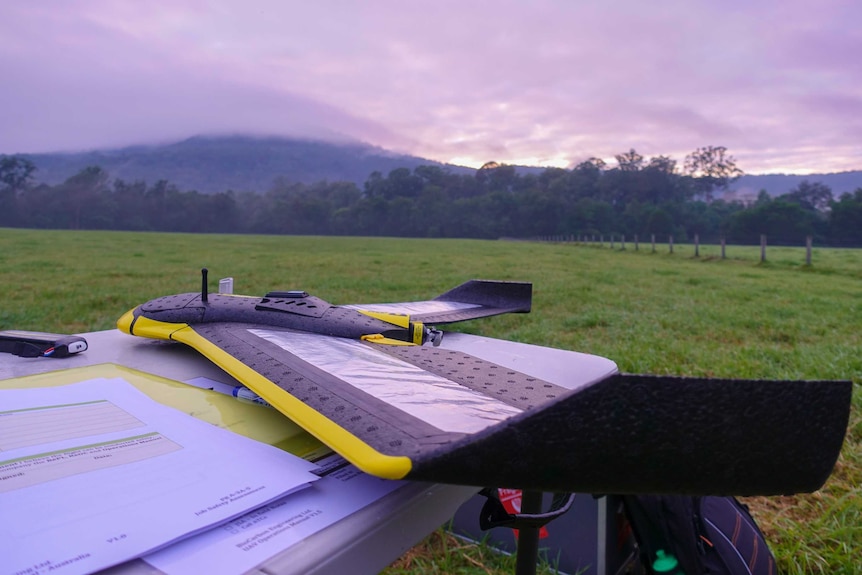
[514,490,543,575]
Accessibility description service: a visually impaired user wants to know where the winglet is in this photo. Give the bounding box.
[434,280,532,314]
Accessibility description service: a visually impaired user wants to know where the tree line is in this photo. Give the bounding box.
[2,147,861,245]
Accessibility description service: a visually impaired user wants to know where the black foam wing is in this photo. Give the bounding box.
[345,280,532,325]
[172,322,851,495]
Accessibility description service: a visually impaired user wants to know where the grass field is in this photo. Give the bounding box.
[2,228,860,573]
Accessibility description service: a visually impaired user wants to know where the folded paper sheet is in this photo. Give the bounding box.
[0,377,319,575]
[145,453,403,575]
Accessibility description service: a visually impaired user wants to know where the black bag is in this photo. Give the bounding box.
[622,495,776,574]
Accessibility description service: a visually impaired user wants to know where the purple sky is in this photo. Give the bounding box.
[1,1,860,174]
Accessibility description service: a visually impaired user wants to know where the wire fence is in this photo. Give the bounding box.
[527,233,862,268]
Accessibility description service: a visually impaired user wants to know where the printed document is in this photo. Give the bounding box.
[0,377,319,575]
[145,454,403,575]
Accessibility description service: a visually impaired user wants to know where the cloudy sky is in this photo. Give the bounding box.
[1,1,860,174]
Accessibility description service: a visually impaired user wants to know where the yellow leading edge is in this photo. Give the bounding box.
[117,309,413,480]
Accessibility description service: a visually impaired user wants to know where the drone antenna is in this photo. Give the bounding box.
[201,268,209,303]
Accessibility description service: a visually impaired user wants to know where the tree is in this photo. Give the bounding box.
[599,151,655,209]
[569,198,617,235]
[112,178,149,230]
[476,162,517,193]
[754,189,772,206]
[678,200,726,241]
[363,171,386,199]
[0,156,36,226]
[639,156,687,204]
[566,158,605,201]
[683,146,743,201]
[414,185,450,237]
[615,149,644,172]
[645,155,677,174]
[782,180,833,212]
[829,189,862,244]
[0,155,36,192]
[413,165,449,187]
[145,179,180,231]
[726,197,820,244]
[385,167,423,199]
[312,181,361,211]
[646,207,674,237]
[61,166,111,229]
[575,157,607,173]
[204,191,240,233]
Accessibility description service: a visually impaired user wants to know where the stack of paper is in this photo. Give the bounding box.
[0,378,320,575]
[145,453,403,575]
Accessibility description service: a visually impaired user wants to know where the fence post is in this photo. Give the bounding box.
[694,234,699,257]
[651,234,656,253]
[669,235,674,254]
[621,235,626,250]
[721,237,726,259]
[611,234,615,249]
[760,234,767,262]
[634,234,639,251]
[806,236,812,266]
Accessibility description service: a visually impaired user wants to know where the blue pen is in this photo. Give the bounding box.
[231,386,272,407]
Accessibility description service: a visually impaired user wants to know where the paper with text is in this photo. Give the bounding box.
[0,378,319,575]
[144,454,403,575]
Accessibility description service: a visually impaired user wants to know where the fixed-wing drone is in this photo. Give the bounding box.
[119,270,850,496]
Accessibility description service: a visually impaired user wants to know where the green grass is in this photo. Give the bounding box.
[2,228,861,573]
[385,528,566,575]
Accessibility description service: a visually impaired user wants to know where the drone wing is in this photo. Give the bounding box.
[155,321,849,495]
[344,280,532,325]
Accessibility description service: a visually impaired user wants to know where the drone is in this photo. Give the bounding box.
[119,269,850,496]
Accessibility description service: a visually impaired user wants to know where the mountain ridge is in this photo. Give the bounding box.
[18,135,472,193]
[11,135,862,197]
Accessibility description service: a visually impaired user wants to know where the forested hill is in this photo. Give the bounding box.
[4,144,862,245]
[21,135,472,193]
[18,135,862,197]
